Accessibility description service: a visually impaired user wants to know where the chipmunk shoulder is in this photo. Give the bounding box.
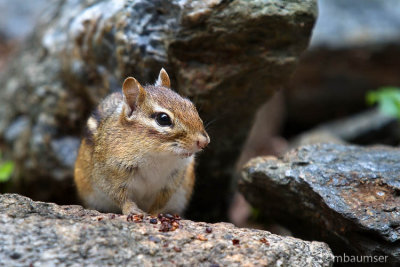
[74,68,210,215]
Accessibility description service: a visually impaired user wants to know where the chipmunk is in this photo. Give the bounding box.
[74,68,210,215]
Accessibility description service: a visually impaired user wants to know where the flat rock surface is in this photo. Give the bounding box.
[0,194,333,266]
[240,143,400,265]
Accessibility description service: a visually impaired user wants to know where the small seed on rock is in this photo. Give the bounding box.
[159,221,172,232]
[232,239,240,245]
[205,227,213,234]
[127,214,134,222]
[173,246,182,252]
[133,214,144,223]
[165,213,174,220]
[197,234,208,241]
[127,214,143,223]
[260,238,270,245]
[150,218,158,224]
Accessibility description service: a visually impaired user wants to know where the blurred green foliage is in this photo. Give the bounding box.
[250,207,260,220]
[367,87,400,119]
[0,151,14,183]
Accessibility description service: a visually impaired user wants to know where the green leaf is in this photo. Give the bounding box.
[250,207,260,220]
[366,91,378,106]
[379,95,399,117]
[0,161,14,182]
[366,87,400,119]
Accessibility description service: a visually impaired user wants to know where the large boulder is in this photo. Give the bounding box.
[0,194,333,266]
[239,143,400,265]
[0,0,317,221]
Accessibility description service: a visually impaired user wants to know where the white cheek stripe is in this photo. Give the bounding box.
[152,104,191,133]
[152,105,174,120]
[87,117,98,133]
[133,114,172,134]
[121,103,191,135]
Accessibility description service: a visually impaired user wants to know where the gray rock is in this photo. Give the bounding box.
[51,137,80,169]
[311,0,400,48]
[0,0,317,221]
[240,143,400,265]
[290,108,399,148]
[0,193,333,266]
[4,116,30,143]
[0,0,48,39]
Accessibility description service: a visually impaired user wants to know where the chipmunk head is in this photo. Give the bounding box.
[120,68,209,157]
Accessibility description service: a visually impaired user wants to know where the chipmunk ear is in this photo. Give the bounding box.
[155,68,170,88]
[122,77,146,114]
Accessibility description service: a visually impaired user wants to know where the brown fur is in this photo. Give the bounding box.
[183,160,196,200]
[74,139,94,198]
[74,69,209,215]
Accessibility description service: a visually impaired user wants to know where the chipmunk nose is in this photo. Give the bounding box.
[196,133,210,150]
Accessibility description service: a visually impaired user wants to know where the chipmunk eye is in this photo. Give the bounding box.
[155,112,172,127]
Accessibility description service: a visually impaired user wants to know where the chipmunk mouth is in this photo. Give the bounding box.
[180,152,193,158]
[171,147,196,158]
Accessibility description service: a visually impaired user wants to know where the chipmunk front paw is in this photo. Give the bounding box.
[122,200,143,216]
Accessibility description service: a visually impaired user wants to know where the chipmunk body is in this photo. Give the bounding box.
[74,69,209,215]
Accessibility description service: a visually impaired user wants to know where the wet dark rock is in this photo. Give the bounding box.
[0,194,333,266]
[0,0,317,220]
[240,143,400,265]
